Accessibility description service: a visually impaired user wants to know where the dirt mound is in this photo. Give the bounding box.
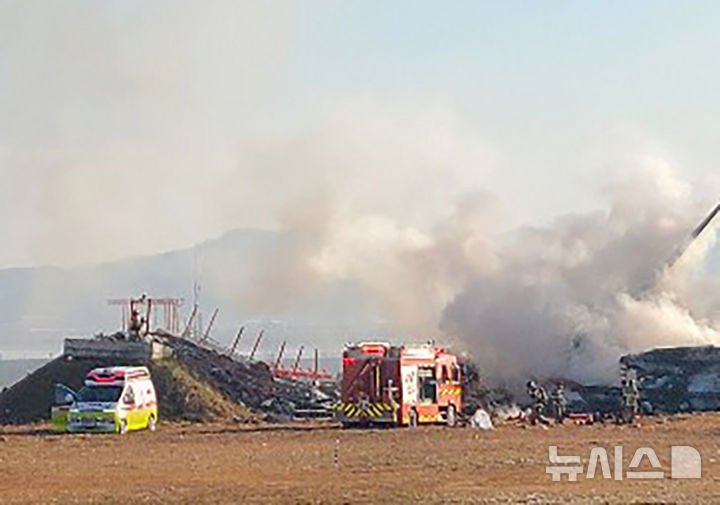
[0,356,113,423]
[152,358,254,422]
[0,332,336,425]
[0,354,253,424]
[159,333,336,421]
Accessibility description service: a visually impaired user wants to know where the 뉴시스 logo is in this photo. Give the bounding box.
[546,445,702,481]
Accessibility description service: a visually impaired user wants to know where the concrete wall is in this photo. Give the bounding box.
[63,338,152,361]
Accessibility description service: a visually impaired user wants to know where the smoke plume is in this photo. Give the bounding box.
[2,2,719,379]
[246,155,719,385]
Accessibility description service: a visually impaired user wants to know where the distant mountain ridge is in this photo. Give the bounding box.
[0,228,377,360]
[1,227,717,360]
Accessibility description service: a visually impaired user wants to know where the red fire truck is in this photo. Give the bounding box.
[334,342,462,427]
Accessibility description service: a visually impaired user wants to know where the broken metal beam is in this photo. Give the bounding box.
[200,308,219,343]
[229,326,245,356]
[668,202,720,268]
[292,346,304,373]
[273,341,286,369]
[249,329,265,361]
[181,304,198,339]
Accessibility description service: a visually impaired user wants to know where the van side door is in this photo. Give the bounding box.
[51,383,76,429]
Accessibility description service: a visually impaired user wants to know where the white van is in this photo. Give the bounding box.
[57,366,158,434]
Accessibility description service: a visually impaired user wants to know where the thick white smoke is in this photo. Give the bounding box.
[248,156,719,385]
[440,159,720,384]
[3,2,719,371]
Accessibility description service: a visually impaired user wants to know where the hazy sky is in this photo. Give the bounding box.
[2,1,720,268]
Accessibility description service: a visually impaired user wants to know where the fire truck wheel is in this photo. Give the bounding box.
[409,409,418,428]
[446,405,457,427]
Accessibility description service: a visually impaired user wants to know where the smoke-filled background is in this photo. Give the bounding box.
[246,158,720,384]
[2,1,720,384]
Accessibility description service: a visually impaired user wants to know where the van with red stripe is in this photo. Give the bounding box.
[61,366,158,434]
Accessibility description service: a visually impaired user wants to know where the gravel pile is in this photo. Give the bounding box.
[155,332,338,421]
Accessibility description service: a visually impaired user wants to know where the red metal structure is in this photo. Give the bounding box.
[334,342,462,427]
[274,366,334,380]
[108,296,183,335]
[272,344,333,380]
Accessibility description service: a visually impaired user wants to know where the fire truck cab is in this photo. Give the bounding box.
[335,342,462,427]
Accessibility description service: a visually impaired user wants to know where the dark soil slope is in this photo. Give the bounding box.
[0,334,334,425]
[0,355,253,424]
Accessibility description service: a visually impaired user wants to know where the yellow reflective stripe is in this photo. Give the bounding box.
[337,402,395,418]
[440,387,461,395]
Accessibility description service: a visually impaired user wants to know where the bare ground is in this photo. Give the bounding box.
[1,414,720,504]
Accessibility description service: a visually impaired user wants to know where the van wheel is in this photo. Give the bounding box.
[118,419,128,435]
[147,414,157,432]
[446,405,457,427]
[408,409,419,428]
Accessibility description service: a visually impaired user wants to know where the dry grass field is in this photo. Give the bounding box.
[1,414,719,504]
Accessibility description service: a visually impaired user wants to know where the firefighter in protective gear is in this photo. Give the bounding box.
[128,310,141,338]
[526,380,549,425]
[621,378,639,424]
[128,310,146,342]
[551,382,567,424]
